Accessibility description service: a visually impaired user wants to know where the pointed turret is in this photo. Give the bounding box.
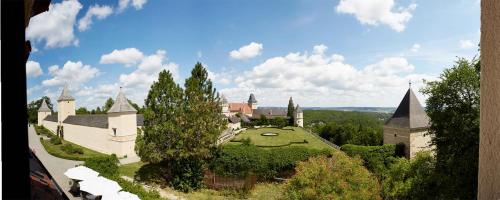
[107,87,138,139]
[295,104,304,127]
[57,84,75,101]
[38,99,51,112]
[38,99,52,125]
[57,84,76,123]
[385,88,430,129]
[107,88,137,113]
[248,93,258,110]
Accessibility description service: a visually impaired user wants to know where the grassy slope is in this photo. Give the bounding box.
[227,127,332,150]
[119,161,146,178]
[40,139,107,161]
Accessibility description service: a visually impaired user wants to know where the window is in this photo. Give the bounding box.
[112,128,117,136]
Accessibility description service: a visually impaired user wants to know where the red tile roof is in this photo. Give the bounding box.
[228,103,252,115]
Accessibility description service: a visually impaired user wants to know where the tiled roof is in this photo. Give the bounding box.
[248,93,257,103]
[385,88,430,129]
[63,115,108,129]
[57,85,75,101]
[38,99,51,112]
[229,103,252,115]
[252,108,288,119]
[44,114,58,122]
[107,89,137,113]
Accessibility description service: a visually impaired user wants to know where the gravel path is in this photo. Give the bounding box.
[28,126,83,200]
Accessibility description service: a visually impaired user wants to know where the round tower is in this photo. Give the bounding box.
[248,93,258,110]
[57,84,76,123]
[295,104,304,127]
[221,94,230,117]
[37,99,51,126]
[107,88,137,137]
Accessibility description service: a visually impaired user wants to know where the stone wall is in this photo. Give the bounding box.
[383,126,411,157]
[409,130,433,158]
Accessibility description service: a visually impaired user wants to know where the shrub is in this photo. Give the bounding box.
[241,137,252,146]
[50,136,62,145]
[61,143,84,155]
[84,154,120,178]
[341,144,396,177]
[284,151,381,200]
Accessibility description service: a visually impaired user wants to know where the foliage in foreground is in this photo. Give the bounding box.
[210,144,330,179]
[284,151,381,200]
[420,57,480,199]
[341,144,396,177]
[382,151,438,200]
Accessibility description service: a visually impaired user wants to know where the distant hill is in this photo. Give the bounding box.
[302,107,396,113]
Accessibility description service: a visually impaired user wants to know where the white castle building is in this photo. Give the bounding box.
[38,86,142,157]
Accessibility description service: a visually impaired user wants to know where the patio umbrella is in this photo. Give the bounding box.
[101,192,122,200]
[63,166,99,181]
[118,191,140,200]
[80,176,122,196]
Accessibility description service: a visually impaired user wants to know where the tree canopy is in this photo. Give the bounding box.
[287,97,295,126]
[27,96,54,124]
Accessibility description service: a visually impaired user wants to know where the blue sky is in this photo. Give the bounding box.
[26,0,480,109]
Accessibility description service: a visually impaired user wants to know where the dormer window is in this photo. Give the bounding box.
[112,128,117,136]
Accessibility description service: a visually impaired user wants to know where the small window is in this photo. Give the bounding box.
[112,128,117,136]
[394,134,397,137]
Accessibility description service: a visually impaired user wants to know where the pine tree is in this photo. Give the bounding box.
[287,97,295,126]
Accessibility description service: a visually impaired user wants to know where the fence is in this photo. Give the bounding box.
[203,171,257,190]
[306,129,341,150]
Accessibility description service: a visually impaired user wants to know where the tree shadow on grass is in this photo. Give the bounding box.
[134,162,168,186]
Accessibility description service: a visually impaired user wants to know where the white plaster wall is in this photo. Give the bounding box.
[383,126,411,157]
[228,122,241,130]
[409,130,434,158]
[42,121,58,135]
[108,113,137,136]
[57,100,75,123]
[37,111,50,126]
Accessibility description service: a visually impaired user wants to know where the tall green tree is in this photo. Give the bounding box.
[287,97,295,126]
[76,107,90,115]
[420,57,480,199]
[103,97,114,112]
[27,96,54,124]
[127,99,144,114]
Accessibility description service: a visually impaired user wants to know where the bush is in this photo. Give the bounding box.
[284,151,381,200]
[169,158,205,192]
[61,143,84,155]
[209,145,330,179]
[84,154,120,178]
[50,136,62,145]
[35,125,55,138]
[341,144,396,177]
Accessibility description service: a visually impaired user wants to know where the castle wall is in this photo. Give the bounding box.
[108,113,137,137]
[37,112,50,126]
[409,130,433,158]
[383,126,411,157]
[42,120,58,134]
[57,101,75,123]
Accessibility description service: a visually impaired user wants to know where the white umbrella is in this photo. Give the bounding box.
[101,192,123,200]
[63,166,99,181]
[118,191,140,200]
[80,176,122,196]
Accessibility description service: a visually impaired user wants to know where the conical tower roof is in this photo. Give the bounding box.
[385,88,430,129]
[57,85,75,101]
[107,88,137,113]
[248,93,257,103]
[38,99,51,112]
[221,94,228,104]
[295,104,303,113]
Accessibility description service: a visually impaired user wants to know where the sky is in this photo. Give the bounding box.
[25,0,480,110]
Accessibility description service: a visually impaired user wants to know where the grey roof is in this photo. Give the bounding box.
[44,114,58,122]
[38,99,51,112]
[385,88,430,129]
[57,85,75,101]
[248,93,257,103]
[252,108,288,119]
[107,89,137,113]
[228,116,240,123]
[295,104,303,113]
[63,115,108,129]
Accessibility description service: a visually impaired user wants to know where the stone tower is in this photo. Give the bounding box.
[107,88,137,137]
[383,87,432,158]
[295,104,304,127]
[248,93,258,110]
[37,99,51,126]
[57,85,76,123]
[220,94,230,117]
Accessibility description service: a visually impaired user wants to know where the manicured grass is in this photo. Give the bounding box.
[119,161,146,178]
[40,139,107,161]
[227,127,332,150]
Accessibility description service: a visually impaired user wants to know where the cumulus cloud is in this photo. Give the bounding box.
[78,4,113,31]
[336,0,416,32]
[411,43,420,52]
[42,61,99,88]
[221,45,436,107]
[26,61,43,77]
[118,0,147,12]
[229,42,263,60]
[26,0,82,48]
[100,48,144,66]
[460,40,475,49]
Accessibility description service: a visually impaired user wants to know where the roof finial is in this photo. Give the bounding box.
[409,80,412,88]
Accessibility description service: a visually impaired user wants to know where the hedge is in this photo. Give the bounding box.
[209,145,331,179]
[34,125,55,138]
[61,143,84,155]
[341,144,396,176]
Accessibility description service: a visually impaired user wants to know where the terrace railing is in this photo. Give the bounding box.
[305,129,341,150]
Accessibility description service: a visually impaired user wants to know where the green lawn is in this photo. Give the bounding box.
[227,127,332,150]
[119,161,146,178]
[40,139,107,161]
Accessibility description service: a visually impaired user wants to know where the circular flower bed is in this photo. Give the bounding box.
[261,132,279,136]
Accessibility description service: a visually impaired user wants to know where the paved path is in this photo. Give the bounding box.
[28,126,83,200]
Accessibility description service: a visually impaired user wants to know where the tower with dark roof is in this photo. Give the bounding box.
[57,84,76,123]
[107,88,137,137]
[383,87,433,158]
[220,94,230,117]
[37,99,51,126]
[247,93,258,110]
[294,104,304,127]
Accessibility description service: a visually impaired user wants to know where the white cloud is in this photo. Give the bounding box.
[460,40,475,49]
[411,43,420,52]
[197,51,203,58]
[221,45,436,107]
[78,4,113,31]
[229,42,263,60]
[336,0,416,32]
[26,0,82,48]
[42,61,99,88]
[100,48,145,66]
[26,61,43,77]
[118,0,147,12]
